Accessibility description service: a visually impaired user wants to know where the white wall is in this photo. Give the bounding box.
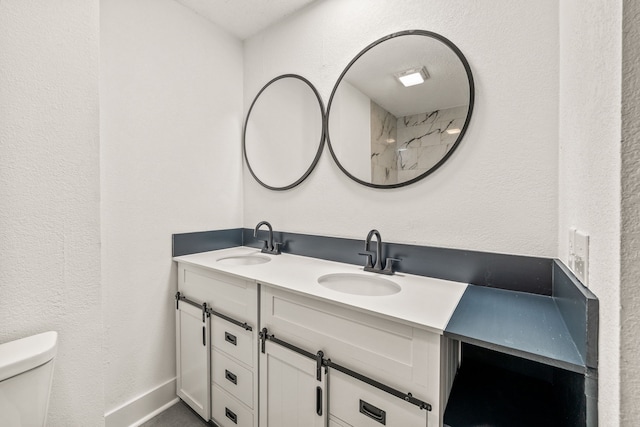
[0,1,104,426]
[558,1,622,425]
[620,0,640,424]
[100,0,243,420]
[329,81,372,181]
[243,0,559,257]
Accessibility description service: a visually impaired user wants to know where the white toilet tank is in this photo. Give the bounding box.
[0,331,58,427]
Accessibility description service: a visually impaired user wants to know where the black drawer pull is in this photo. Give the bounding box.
[225,407,238,424]
[225,369,237,385]
[202,326,206,346]
[225,332,237,346]
[360,399,386,425]
[316,386,323,416]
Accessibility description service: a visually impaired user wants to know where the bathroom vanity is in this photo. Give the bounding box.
[174,247,467,427]
[172,228,598,427]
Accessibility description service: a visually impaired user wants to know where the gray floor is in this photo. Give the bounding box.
[140,401,210,427]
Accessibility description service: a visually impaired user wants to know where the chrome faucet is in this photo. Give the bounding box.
[359,229,400,275]
[254,221,282,255]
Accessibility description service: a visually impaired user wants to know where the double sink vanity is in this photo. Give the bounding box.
[173,225,597,427]
[174,229,465,427]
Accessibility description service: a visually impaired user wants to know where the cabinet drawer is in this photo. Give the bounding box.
[329,370,428,427]
[179,264,258,324]
[329,417,352,427]
[212,316,254,367]
[212,349,254,408]
[212,384,254,427]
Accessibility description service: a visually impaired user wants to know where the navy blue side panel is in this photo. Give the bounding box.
[172,229,242,257]
[242,228,552,294]
[552,260,599,369]
[553,367,587,427]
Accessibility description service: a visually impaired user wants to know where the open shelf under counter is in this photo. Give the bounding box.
[443,344,587,427]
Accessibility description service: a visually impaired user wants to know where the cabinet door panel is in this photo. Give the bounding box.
[176,302,210,420]
[260,342,327,427]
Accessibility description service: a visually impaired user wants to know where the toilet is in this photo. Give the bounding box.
[0,331,58,427]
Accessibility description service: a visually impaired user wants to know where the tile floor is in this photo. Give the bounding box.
[140,401,210,427]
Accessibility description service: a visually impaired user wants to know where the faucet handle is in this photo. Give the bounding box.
[383,257,401,274]
[358,252,374,269]
[273,242,283,255]
[259,240,271,252]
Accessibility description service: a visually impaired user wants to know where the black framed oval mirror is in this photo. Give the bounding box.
[326,30,474,188]
[243,74,325,191]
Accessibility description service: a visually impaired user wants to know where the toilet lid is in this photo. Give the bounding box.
[0,331,58,382]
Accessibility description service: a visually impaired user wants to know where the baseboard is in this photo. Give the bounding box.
[105,377,178,427]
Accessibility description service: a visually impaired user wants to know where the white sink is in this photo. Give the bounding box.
[216,255,271,266]
[317,273,401,296]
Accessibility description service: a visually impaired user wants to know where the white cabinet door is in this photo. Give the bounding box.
[259,341,327,427]
[176,302,210,420]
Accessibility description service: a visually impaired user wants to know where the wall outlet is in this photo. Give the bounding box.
[570,228,589,287]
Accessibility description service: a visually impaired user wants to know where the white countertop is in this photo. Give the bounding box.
[173,246,468,334]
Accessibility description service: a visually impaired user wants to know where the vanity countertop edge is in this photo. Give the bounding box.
[173,246,468,334]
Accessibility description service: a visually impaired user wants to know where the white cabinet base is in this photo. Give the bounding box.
[177,264,259,425]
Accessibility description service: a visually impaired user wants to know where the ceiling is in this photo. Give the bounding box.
[174,0,318,40]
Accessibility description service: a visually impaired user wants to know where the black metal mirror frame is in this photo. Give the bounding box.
[326,30,475,189]
[243,74,326,191]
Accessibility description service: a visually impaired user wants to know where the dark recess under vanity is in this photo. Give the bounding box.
[443,344,587,427]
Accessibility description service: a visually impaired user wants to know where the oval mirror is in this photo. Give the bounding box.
[326,30,474,188]
[243,74,325,190]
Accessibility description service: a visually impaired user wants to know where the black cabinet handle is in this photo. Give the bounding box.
[225,332,237,346]
[360,399,386,425]
[225,369,237,385]
[202,326,206,346]
[316,386,323,416]
[225,407,238,424]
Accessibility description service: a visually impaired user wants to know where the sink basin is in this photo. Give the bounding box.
[216,255,271,266]
[317,273,401,296]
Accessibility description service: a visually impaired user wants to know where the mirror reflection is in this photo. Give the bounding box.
[327,30,474,188]
[244,74,325,190]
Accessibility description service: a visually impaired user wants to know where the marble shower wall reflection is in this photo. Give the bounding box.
[370,104,467,185]
[370,101,398,184]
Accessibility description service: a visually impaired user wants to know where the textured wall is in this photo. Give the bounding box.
[100,0,243,414]
[621,0,640,424]
[0,1,103,425]
[558,0,622,425]
[242,0,559,257]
